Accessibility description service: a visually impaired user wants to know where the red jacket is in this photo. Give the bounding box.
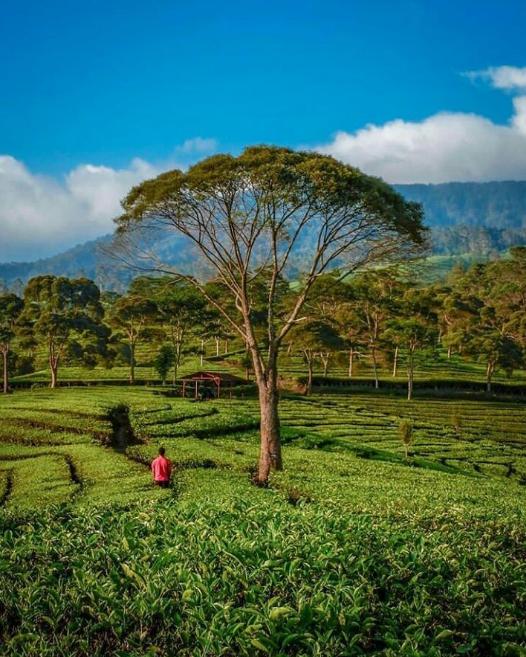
[151,455,172,482]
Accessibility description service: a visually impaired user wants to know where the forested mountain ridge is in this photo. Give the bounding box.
[394,181,526,228]
[2,180,526,291]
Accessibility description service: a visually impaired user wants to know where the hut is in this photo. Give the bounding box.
[178,371,247,399]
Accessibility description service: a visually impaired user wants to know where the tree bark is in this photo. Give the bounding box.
[256,365,282,484]
[447,345,452,360]
[2,347,8,394]
[392,346,398,377]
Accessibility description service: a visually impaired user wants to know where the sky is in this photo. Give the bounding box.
[1,0,526,261]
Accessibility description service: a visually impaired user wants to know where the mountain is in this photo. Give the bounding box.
[1,181,526,291]
[394,181,526,228]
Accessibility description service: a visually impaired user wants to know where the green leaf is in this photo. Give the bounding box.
[435,629,455,641]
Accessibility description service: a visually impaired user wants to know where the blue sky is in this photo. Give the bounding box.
[2,0,525,173]
[1,0,526,260]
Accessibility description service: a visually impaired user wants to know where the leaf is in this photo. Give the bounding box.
[250,638,269,653]
[269,606,294,621]
[121,563,146,589]
[435,629,455,641]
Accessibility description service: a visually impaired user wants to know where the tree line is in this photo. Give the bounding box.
[1,247,525,399]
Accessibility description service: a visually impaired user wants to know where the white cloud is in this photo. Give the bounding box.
[465,65,526,91]
[176,137,218,154]
[315,90,526,184]
[0,139,217,262]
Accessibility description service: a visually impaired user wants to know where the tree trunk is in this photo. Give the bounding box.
[2,348,8,394]
[306,358,313,395]
[215,337,220,356]
[224,340,228,354]
[407,351,414,401]
[200,339,205,367]
[371,345,379,389]
[50,359,58,389]
[447,345,452,360]
[321,353,329,377]
[256,370,282,484]
[392,346,398,377]
[129,342,135,385]
[486,360,494,393]
[348,348,354,378]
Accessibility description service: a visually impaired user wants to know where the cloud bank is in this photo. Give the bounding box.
[316,65,526,184]
[3,68,526,262]
[0,139,216,262]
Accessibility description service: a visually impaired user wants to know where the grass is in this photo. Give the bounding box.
[0,387,525,655]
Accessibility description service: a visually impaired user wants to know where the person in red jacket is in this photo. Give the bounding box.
[151,446,172,487]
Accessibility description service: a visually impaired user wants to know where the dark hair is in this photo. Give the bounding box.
[159,446,166,456]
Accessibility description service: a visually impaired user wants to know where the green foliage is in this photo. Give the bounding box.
[0,388,526,654]
[18,276,109,387]
[153,345,174,383]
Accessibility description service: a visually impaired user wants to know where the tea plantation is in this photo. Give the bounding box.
[0,387,525,656]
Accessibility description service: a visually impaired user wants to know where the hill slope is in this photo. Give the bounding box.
[2,180,526,291]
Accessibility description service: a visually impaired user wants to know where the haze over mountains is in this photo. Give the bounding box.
[2,180,526,292]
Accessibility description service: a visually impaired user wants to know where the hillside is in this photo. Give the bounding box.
[2,180,526,291]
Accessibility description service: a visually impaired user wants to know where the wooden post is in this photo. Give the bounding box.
[217,376,221,398]
[195,380,198,400]
[182,381,186,397]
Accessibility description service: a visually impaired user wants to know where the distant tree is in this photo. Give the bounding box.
[445,261,524,392]
[154,345,175,385]
[303,274,362,378]
[347,270,406,388]
[19,276,107,388]
[384,288,438,400]
[0,293,24,393]
[130,277,208,383]
[116,146,425,483]
[290,320,345,394]
[108,294,159,384]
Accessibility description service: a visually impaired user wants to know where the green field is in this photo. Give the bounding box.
[1,387,525,656]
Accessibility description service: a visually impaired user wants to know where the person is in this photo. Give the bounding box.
[151,446,172,487]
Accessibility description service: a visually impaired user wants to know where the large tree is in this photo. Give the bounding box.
[116,146,425,484]
[20,276,107,388]
[0,293,24,393]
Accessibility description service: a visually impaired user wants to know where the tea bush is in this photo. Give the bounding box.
[0,387,525,655]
